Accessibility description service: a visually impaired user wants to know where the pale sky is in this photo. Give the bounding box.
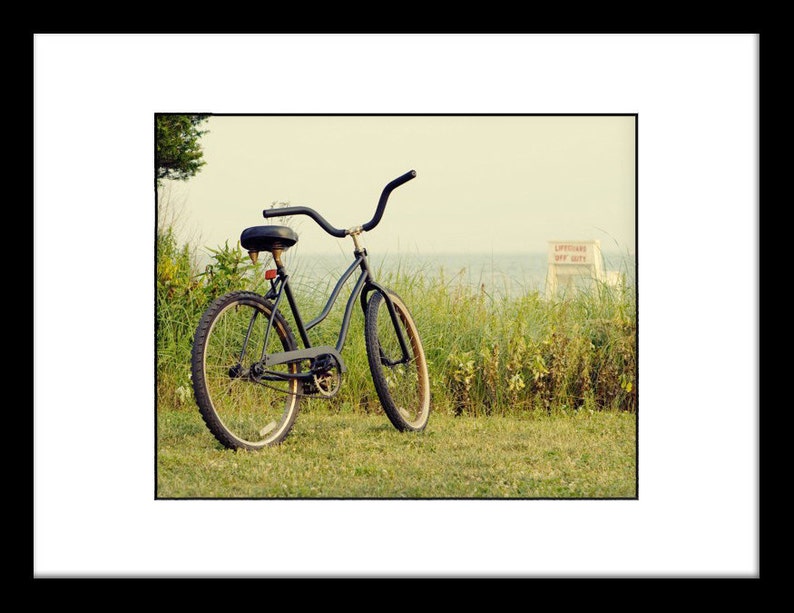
[163,114,636,259]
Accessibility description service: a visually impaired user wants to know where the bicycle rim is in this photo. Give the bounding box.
[196,294,300,449]
[366,291,430,431]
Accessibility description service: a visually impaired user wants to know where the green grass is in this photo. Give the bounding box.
[157,404,636,499]
[158,240,637,416]
[156,224,637,499]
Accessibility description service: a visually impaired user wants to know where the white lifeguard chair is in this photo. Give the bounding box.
[545,240,609,299]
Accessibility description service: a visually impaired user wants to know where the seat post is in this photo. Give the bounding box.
[272,248,285,271]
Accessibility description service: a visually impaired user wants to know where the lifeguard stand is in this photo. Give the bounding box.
[545,240,607,299]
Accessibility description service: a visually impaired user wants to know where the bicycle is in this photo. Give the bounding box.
[191,170,430,450]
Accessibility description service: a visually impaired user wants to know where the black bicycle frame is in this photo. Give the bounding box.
[257,247,411,379]
[242,169,419,383]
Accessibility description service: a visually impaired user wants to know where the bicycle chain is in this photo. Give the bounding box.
[252,363,341,400]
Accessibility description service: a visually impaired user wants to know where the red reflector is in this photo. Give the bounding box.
[265,269,278,280]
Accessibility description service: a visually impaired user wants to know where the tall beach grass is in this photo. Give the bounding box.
[157,229,637,417]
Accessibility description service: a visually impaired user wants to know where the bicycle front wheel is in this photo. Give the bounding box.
[191,291,301,450]
[364,290,430,432]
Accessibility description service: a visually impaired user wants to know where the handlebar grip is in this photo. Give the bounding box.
[262,205,347,238]
[393,169,417,187]
[361,170,417,232]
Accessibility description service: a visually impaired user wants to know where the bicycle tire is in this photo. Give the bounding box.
[364,290,430,432]
[191,291,301,450]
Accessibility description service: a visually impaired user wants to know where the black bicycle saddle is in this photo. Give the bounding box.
[240,225,299,252]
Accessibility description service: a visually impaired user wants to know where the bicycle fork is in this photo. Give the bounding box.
[360,281,412,367]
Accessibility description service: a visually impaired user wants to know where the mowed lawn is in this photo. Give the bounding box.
[156,405,637,499]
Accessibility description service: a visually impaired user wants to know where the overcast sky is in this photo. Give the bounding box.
[164,114,636,259]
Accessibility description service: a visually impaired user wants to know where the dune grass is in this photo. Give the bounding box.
[157,230,637,418]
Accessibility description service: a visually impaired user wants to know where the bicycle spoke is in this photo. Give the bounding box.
[192,292,302,449]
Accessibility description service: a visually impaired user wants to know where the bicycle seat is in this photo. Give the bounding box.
[240,225,299,253]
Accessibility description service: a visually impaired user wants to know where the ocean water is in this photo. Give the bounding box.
[244,250,636,298]
[370,251,552,295]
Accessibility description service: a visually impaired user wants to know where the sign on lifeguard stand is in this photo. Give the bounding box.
[545,240,606,299]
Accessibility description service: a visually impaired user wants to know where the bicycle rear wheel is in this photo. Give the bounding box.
[364,290,430,432]
[191,291,301,450]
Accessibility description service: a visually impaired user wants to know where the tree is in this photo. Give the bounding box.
[155,114,210,185]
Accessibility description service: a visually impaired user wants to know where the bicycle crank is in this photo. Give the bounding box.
[306,354,343,398]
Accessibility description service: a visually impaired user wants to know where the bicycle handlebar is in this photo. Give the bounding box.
[262,205,348,238]
[361,169,416,232]
[262,170,416,238]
